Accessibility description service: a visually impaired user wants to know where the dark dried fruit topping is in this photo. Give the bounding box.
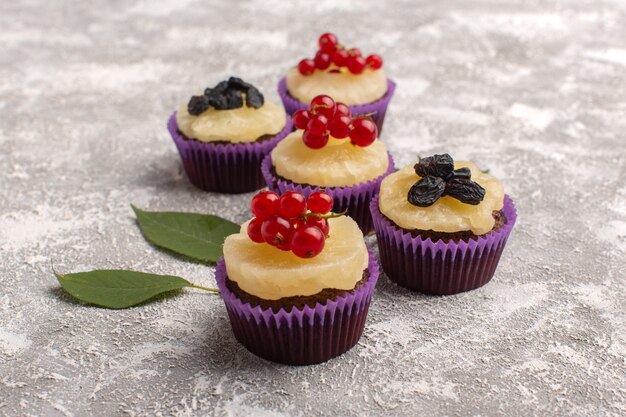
[414,154,454,178]
[245,88,264,108]
[407,154,486,207]
[227,77,253,90]
[407,176,446,207]
[208,90,243,109]
[188,95,209,115]
[446,167,471,180]
[187,77,264,115]
[212,80,229,94]
[445,178,486,205]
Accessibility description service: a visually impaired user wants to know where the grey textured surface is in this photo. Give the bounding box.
[1,0,625,416]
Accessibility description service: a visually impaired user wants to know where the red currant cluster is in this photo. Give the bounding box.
[247,190,336,258]
[298,33,384,76]
[292,94,378,149]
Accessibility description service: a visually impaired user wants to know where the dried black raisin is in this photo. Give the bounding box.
[194,78,265,111]
[445,178,485,205]
[206,89,241,110]
[187,95,209,115]
[246,88,264,108]
[206,93,227,109]
[212,81,229,94]
[228,77,264,108]
[447,167,471,180]
[223,90,244,109]
[407,176,446,207]
[228,77,252,91]
[414,154,454,178]
[188,78,266,113]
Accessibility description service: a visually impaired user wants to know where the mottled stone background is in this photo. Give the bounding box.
[1,0,625,416]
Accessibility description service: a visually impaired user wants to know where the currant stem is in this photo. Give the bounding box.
[356,111,377,118]
[304,210,347,220]
[189,283,220,294]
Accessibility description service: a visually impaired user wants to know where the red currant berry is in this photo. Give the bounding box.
[292,218,306,230]
[306,114,329,136]
[247,217,265,243]
[318,33,338,54]
[310,94,336,119]
[334,102,351,117]
[261,215,294,248]
[366,54,383,70]
[302,130,329,149]
[291,225,325,258]
[277,242,291,251]
[279,191,307,219]
[347,48,362,57]
[331,49,349,67]
[307,191,334,214]
[314,51,331,70]
[250,190,279,220]
[306,217,329,237]
[349,118,378,147]
[298,59,315,75]
[293,109,310,130]
[328,114,352,139]
[347,56,366,74]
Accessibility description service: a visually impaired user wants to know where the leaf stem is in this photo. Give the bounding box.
[189,283,220,294]
[51,260,59,276]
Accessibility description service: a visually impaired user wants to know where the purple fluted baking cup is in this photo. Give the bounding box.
[216,245,379,365]
[371,194,517,295]
[167,112,293,194]
[277,77,396,135]
[261,153,395,234]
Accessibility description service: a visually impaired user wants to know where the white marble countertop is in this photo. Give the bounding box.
[1,0,625,416]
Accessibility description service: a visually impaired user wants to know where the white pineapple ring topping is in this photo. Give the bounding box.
[285,67,388,105]
[176,100,286,143]
[223,216,368,300]
[271,131,389,187]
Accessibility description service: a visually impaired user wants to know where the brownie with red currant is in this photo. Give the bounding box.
[215,190,379,365]
[278,33,395,133]
[225,271,370,314]
[262,94,395,234]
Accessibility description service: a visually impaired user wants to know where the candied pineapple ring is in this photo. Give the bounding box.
[176,100,286,143]
[379,163,505,235]
[223,216,368,300]
[285,67,388,105]
[271,131,389,187]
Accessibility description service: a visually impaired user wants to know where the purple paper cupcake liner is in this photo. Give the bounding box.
[371,194,517,295]
[277,77,396,135]
[167,112,293,194]
[261,154,395,234]
[216,245,379,365]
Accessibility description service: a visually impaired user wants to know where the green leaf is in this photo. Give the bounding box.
[131,205,239,263]
[54,269,195,309]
